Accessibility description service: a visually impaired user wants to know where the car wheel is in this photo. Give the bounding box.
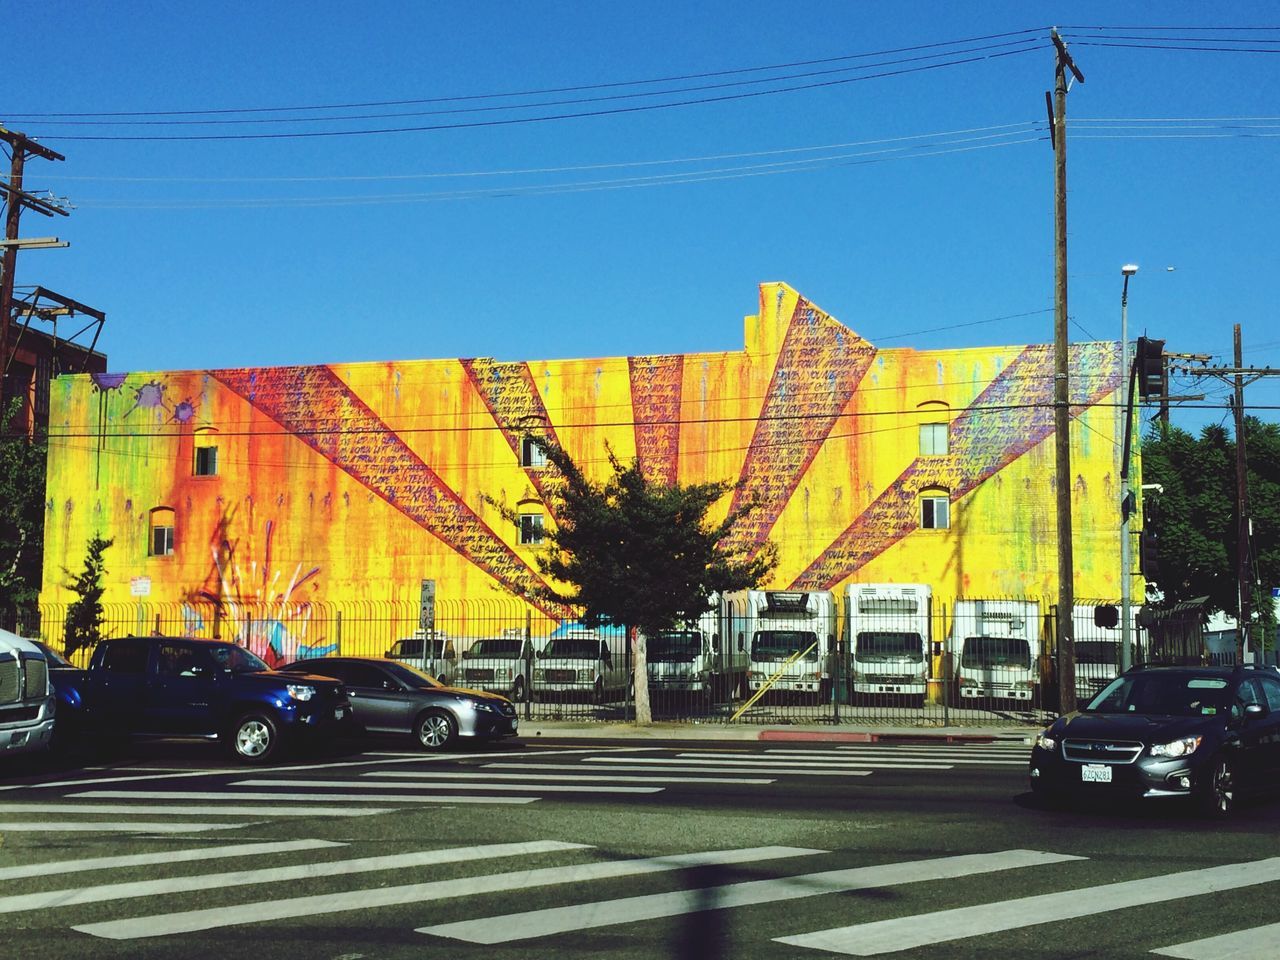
[1196,755,1236,819]
[415,710,457,751]
[511,677,527,702]
[231,713,279,764]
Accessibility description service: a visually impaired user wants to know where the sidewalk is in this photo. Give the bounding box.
[520,719,1036,745]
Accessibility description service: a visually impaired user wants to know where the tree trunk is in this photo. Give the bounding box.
[631,626,652,725]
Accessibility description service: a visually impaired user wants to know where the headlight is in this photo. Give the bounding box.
[576,668,593,682]
[533,669,545,681]
[286,684,316,702]
[494,667,511,681]
[1035,732,1057,751]
[473,700,500,714]
[1151,736,1202,759]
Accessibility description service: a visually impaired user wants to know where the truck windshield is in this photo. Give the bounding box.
[1075,641,1118,665]
[649,631,701,662]
[545,638,599,659]
[464,639,524,659]
[854,632,923,662]
[751,630,819,662]
[960,636,1030,669]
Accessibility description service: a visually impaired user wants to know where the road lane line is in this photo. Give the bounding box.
[363,771,775,785]
[75,845,825,941]
[0,803,389,817]
[483,762,872,777]
[230,779,662,795]
[777,856,1280,955]
[0,839,345,882]
[0,822,253,833]
[421,849,1081,944]
[762,750,1025,766]
[69,790,537,805]
[1154,922,1280,959]
[0,840,587,915]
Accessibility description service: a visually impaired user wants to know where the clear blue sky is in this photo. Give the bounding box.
[7,1,1278,432]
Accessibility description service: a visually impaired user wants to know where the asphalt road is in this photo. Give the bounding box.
[2,735,1278,960]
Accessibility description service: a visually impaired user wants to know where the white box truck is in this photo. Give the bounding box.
[1,627,56,758]
[846,583,931,703]
[1072,603,1142,704]
[726,590,837,700]
[645,599,747,704]
[951,600,1041,704]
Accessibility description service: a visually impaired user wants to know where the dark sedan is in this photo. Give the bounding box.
[1029,664,1280,817]
[277,656,519,751]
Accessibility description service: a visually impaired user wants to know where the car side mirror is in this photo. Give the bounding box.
[1244,703,1265,720]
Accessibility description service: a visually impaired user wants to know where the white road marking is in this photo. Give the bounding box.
[0,803,389,817]
[777,856,1280,955]
[0,839,345,882]
[1154,922,1280,959]
[587,756,952,771]
[0,840,587,915]
[421,849,1082,944]
[483,762,872,778]
[763,749,1025,766]
[75,845,825,940]
[363,771,775,785]
[0,822,252,833]
[69,789,537,805]
[230,779,662,795]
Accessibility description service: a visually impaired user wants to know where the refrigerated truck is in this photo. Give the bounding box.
[645,599,748,702]
[951,600,1041,703]
[846,583,931,702]
[725,590,838,700]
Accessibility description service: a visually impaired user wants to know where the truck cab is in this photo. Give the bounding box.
[385,630,457,687]
[646,601,747,704]
[847,583,931,704]
[728,590,837,701]
[951,600,1041,706]
[0,628,55,759]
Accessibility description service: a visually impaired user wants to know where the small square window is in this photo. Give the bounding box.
[921,496,950,530]
[195,445,218,476]
[521,437,548,469]
[920,423,948,457]
[519,513,545,545]
[151,525,175,556]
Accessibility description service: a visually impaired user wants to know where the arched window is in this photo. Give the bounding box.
[919,488,950,530]
[917,400,950,457]
[149,507,176,556]
[193,426,219,477]
[516,498,545,545]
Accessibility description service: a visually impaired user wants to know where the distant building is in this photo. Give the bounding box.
[37,282,1135,660]
[3,318,107,435]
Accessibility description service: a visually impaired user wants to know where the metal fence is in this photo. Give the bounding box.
[14,593,1214,728]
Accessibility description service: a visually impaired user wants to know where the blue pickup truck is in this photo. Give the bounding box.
[76,635,353,763]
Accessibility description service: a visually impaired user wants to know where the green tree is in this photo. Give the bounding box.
[1142,417,1280,648]
[0,398,47,628]
[496,438,777,723]
[63,534,114,658]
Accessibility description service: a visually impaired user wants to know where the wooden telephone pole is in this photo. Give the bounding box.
[1049,29,1084,713]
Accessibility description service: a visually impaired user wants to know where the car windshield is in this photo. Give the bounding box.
[960,636,1031,669]
[1085,673,1232,717]
[208,644,269,673]
[382,661,443,688]
[751,630,819,662]
[1075,641,1118,665]
[32,640,73,668]
[464,639,523,659]
[649,631,702,662]
[545,637,599,659]
[854,632,923,662]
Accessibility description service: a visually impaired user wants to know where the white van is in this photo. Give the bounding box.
[951,600,1041,703]
[646,599,747,703]
[846,583,931,702]
[1,627,56,758]
[532,627,629,703]
[726,590,837,700]
[1073,603,1142,704]
[384,630,457,687]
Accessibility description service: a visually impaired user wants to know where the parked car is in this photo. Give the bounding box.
[459,636,533,702]
[0,627,55,759]
[78,636,354,763]
[1029,664,1280,818]
[277,656,518,750]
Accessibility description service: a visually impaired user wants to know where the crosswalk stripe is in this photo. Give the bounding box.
[483,762,872,778]
[229,779,663,795]
[0,840,587,915]
[586,757,951,771]
[0,803,390,817]
[74,845,825,941]
[0,840,346,882]
[762,749,1025,766]
[363,771,776,785]
[69,790,537,805]
[419,848,1081,944]
[0,822,253,833]
[776,856,1280,955]
[1153,922,1280,959]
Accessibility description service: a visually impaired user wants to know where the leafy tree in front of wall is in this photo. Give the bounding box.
[492,437,777,724]
[0,397,47,628]
[63,534,114,658]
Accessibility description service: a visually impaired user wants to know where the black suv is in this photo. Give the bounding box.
[1029,664,1280,817]
[79,636,354,762]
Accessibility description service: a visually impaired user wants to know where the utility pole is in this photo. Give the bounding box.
[1232,325,1251,664]
[1049,28,1084,713]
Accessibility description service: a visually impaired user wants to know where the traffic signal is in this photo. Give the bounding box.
[1140,529,1160,581]
[1135,337,1166,399]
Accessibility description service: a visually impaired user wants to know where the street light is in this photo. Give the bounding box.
[1119,264,1138,671]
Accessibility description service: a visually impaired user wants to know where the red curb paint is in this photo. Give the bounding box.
[758,730,874,743]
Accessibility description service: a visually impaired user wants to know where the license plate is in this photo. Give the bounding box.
[335,707,347,720]
[1081,763,1112,783]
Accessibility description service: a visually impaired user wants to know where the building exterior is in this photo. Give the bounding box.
[37,282,1134,664]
